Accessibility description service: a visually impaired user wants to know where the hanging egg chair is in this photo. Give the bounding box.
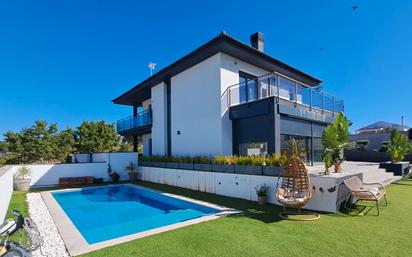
[275,157,320,221]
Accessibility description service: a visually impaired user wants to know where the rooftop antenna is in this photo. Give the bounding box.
[401,115,405,130]
[148,62,157,76]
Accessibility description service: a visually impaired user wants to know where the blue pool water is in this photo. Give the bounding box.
[52,185,218,244]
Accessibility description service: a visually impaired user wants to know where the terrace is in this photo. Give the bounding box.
[116,109,152,134]
[221,72,344,115]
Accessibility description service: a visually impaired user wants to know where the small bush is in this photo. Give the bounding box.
[139,154,287,167]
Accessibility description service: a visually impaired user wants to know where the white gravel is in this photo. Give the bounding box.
[26,193,70,257]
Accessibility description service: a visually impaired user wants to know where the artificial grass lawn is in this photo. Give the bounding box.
[8,180,412,257]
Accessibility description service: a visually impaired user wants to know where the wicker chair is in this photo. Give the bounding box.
[344,176,387,216]
[275,157,319,221]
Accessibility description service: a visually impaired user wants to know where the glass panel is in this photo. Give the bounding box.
[258,79,268,99]
[301,86,311,106]
[313,137,323,162]
[323,94,334,112]
[247,79,257,102]
[229,84,240,106]
[279,76,296,101]
[239,78,247,104]
[239,142,268,156]
[269,76,277,96]
[280,135,311,164]
[311,90,323,110]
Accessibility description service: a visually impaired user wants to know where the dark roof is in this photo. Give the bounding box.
[357,121,410,131]
[113,32,323,106]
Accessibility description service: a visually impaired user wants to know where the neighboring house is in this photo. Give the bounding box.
[355,121,410,135]
[112,32,344,164]
[349,121,411,151]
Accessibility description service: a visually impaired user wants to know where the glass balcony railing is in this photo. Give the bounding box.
[116,110,152,133]
[221,73,344,115]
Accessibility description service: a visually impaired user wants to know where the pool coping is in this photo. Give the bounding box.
[41,183,238,256]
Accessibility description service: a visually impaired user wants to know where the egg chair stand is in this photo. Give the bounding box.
[275,157,320,221]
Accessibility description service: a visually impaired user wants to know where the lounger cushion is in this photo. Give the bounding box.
[356,187,381,198]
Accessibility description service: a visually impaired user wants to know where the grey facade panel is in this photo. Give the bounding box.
[280,116,312,137]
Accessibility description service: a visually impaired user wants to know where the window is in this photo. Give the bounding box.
[280,135,311,164]
[239,72,258,103]
[239,142,268,156]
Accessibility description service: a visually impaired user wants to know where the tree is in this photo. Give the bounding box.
[387,129,411,163]
[0,141,8,152]
[4,121,60,163]
[75,121,119,152]
[322,113,350,174]
[55,128,76,161]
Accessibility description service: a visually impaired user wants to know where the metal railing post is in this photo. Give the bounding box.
[268,76,271,97]
[310,88,312,110]
[276,74,280,103]
[294,82,298,107]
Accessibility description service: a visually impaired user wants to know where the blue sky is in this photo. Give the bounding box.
[1,0,411,139]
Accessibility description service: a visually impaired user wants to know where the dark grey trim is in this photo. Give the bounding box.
[166,80,172,156]
[112,33,322,106]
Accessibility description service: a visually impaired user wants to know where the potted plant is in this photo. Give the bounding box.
[110,171,120,183]
[255,184,270,205]
[379,130,411,176]
[125,161,138,181]
[107,164,120,183]
[321,113,351,175]
[14,166,31,190]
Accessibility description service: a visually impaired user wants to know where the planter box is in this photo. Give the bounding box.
[140,161,166,168]
[212,164,234,173]
[14,178,31,191]
[166,162,179,169]
[178,163,194,170]
[381,162,410,176]
[139,161,152,167]
[262,166,283,176]
[234,165,262,175]
[194,163,213,171]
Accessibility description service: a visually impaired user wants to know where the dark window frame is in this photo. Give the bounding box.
[239,71,258,103]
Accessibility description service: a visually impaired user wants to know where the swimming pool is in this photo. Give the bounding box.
[52,185,219,244]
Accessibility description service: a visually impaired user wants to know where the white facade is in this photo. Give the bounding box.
[143,53,272,156]
[151,82,168,155]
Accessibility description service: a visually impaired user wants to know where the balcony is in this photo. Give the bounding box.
[221,73,344,115]
[116,109,152,134]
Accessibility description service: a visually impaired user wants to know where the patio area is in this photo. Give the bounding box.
[7,178,412,257]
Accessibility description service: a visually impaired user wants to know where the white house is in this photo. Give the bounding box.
[113,32,344,165]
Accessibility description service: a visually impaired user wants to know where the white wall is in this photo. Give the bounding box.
[18,153,137,187]
[171,53,222,156]
[0,167,14,222]
[138,166,356,213]
[151,82,168,155]
[142,99,152,110]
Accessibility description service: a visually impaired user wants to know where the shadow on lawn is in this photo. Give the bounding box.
[134,181,284,223]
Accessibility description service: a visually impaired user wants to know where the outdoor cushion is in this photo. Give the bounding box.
[355,187,381,198]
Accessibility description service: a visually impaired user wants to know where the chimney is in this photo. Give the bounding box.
[250,32,264,52]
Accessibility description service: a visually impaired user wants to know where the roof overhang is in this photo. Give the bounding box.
[112,33,322,106]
